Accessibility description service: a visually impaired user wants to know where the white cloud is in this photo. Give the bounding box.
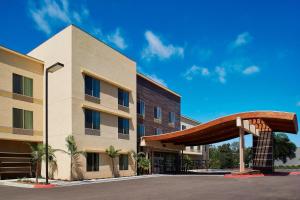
[107,28,128,50]
[183,65,210,80]
[297,101,300,107]
[243,65,260,75]
[231,32,252,48]
[28,0,81,35]
[145,74,167,86]
[28,0,128,50]
[215,66,226,84]
[142,30,184,60]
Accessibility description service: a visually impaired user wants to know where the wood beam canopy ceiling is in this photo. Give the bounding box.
[142,111,298,145]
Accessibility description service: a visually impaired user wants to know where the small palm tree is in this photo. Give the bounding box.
[106,145,121,177]
[28,143,56,184]
[130,150,146,175]
[63,135,86,181]
[138,157,150,175]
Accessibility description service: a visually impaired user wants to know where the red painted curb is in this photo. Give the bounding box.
[224,174,264,178]
[224,171,300,178]
[34,184,56,188]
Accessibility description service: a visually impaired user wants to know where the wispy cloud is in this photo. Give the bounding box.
[243,65,260,75]
[107,28,128,50]
[230,32,252,49]
[297,101,300,107]
[215,66,226,84]
[183,65,210,80]
[142,30,184,60]
[28,0,87,35]
[28,0,128,50]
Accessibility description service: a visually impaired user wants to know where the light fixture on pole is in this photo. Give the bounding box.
[45,62,64,184]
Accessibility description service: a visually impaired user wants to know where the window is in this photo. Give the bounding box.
[169,112,175,124]
[154,106,162,120]
[119,154,128,170]
[181,125,186,130]
[137,123,145,137]
[86,153,99,172]
[118,89,129,107]
[85,109,100,130]
[190,146,194,151]
[13,108,33,129]
[84,75,100,98]
[137,99,145,117]
[197,146,201,151]
[154,128,162,135]
[13,74,33,97]
[118,117,129,134]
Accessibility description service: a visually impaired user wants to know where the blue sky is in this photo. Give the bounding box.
[0,0,299,146]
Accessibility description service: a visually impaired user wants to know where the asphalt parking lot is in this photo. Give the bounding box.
[0,175,299,200]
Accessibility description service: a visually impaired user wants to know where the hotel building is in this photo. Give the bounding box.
[0,25,208,180]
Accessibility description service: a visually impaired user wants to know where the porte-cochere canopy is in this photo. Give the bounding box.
[142,111,298,146]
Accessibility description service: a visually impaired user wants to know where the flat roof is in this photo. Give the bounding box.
[181,115,201,124]
[143,111,298,145]
[0,45,44,64]
[137,72,181,97]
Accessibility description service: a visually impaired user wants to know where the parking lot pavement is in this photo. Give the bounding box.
[0,175,299,200]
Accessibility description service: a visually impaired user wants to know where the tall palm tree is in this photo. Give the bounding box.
[28,143,57,184]
[63,135,86,181]
[106,145,121,177]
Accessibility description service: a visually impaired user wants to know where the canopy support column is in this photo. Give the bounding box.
[239,128,245,172]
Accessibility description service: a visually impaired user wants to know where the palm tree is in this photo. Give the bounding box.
[106,145,121,177]
[28,143,56,184]
[274,133,297,163]
[138,156,150,175]
[130,150,147,175]
[63,135,86,181]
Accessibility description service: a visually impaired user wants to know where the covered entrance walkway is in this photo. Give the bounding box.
[141,111,298,173]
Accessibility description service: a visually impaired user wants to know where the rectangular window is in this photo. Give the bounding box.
[86,153,99,172]
[13,108,33,129]
[137,123,145,137]
[118,88,129,107]
[85,109,100,130]
[181,125,186,130]
[154,128,162,135]
[190,146,194,151]
[118,117,129,134]
[13,74,33,97]
[137,99,145,117]
[169,112,175,124]
[119,154,128,170]
[85,75,100,98]
[154,106,162,120]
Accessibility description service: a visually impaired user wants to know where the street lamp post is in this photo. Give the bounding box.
[45,62,64,184]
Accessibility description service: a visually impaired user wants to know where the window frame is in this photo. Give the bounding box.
[168,112,175,124]
[84,109,100,130]
[118,117,129,135]
[13,108,33,130]
[154,106,162,121]
[137,123,145,137]
[84,75,100,99]
[86,152,100,172]
[119,154,129,170]
[137,99,145,117]
[154,128,162,135]
[13,73,33,97]
[118,88,129,107]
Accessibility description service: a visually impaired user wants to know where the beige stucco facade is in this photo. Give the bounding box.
[181,116,209,161]
[28,25,137,180]
[0,46,44,143]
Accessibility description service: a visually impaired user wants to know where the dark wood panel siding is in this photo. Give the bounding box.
[137,75,181,137]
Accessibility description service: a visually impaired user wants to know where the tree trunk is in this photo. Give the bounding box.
[70,156,73,181]
[35,162,39,184]
[112,158,115,177]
